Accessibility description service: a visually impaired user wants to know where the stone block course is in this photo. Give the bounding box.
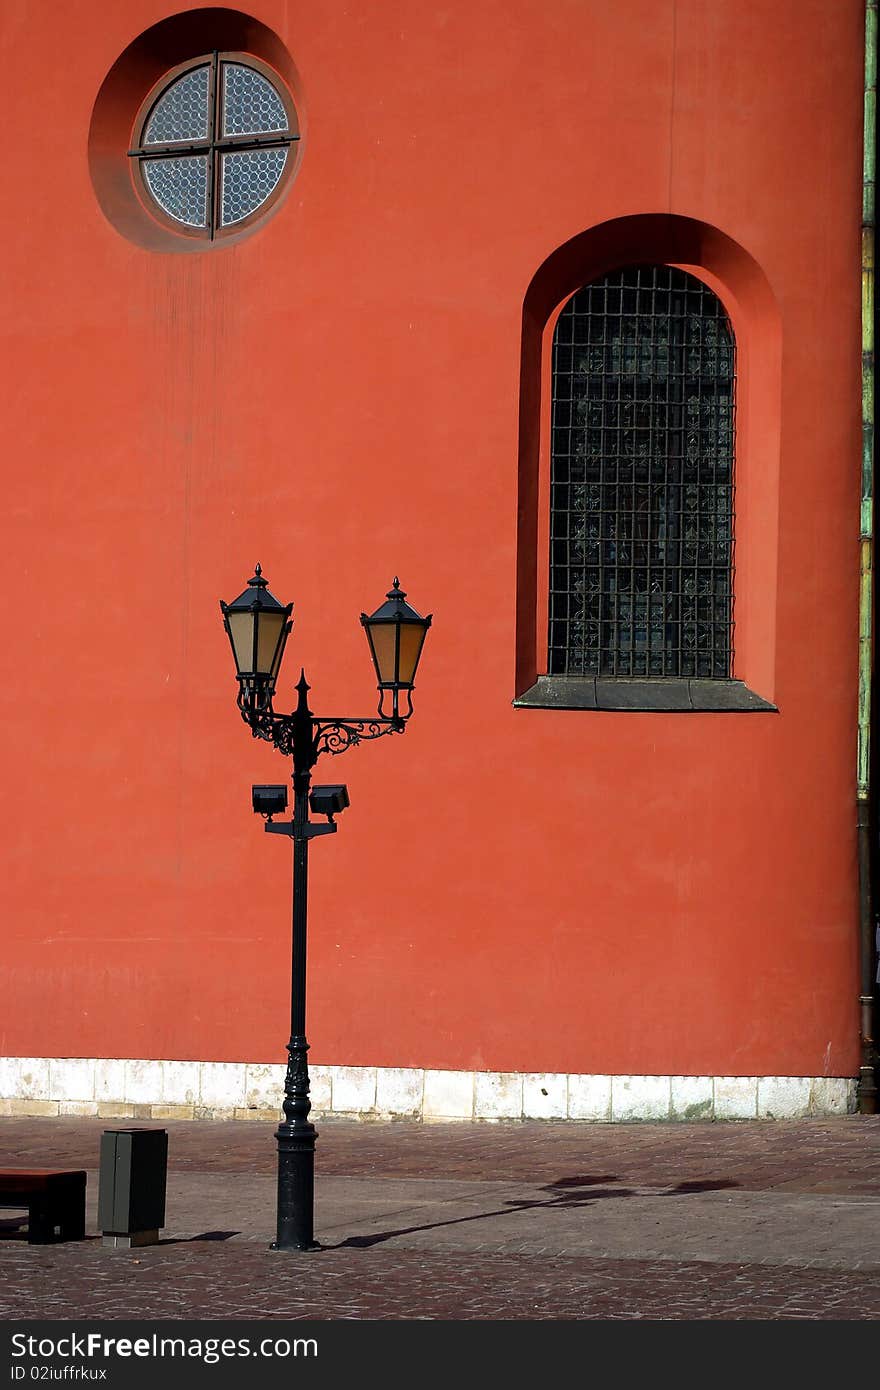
[714,1077,758,1120]
[96,1103,136,1120]
[376,1068,423,1116]
[244,1063,285,1110]
[331,1067,377,1114]
[475,1072,523,1120]
[423,1070,474,1121]
[123,1060,163,1105]
[162,1061,200,1106]
[523,1073,567,1119]
[671,1076,714,1121]
[94,1060,126,1103]
[309,1067,332,1112]
[20,1061,52,1101]
[758,1076,811,1119]
[5,1100,59,1117]
[568,1075,612,1121]
[612,1076,671,1122]
[0,1057,862,1123]
[199,1063,246,1109]
[810,1078,855,1116]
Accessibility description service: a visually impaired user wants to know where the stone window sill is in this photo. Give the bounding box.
[513,677,777,713]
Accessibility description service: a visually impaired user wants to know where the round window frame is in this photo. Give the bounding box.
[129,51,300,243]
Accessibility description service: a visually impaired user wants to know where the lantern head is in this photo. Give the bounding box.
[360,578,432,721]
[220,565,292,724]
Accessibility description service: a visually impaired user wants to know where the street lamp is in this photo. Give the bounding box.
[220,564,293,721]
[220,567,431,1250]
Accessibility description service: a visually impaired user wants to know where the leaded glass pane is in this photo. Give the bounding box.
[220,148,287,226]
[548,266,736,679]
[222,63,288,136]
[143,155,209,227]
[143,67,210,145]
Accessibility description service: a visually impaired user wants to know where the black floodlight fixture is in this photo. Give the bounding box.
[252,784,289,818]
[309,784,350,820]
[221,565,293,721]
[360,578,432,720]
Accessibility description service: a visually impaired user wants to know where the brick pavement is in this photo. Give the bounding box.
[1,1115,879,1320]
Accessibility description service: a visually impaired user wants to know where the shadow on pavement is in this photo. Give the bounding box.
[331,1173,740,1250]
[158,1231,241,1244]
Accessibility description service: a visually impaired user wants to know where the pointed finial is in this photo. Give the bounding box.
[294,668,311,715]
[247,563,268,589]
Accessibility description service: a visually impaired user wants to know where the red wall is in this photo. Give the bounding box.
[0,0,865,1075]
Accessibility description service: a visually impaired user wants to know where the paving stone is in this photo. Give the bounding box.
[0,1114,877,1321]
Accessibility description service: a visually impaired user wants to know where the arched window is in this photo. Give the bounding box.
[548,266,735,679]
[129,53,299,240]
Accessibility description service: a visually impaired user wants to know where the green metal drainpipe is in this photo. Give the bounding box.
[857,0,877,1114]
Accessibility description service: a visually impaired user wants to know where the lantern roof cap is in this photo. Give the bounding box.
[224,563,290,614]
[361,577,432,626]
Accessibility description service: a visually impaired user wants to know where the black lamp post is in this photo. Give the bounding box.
[220,567,431,1250]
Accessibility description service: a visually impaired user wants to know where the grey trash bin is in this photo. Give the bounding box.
[98,1128,168,1248]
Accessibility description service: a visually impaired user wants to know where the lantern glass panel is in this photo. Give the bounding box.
[226,610,256,674]
[269,624,288,681]
[397,624,427,686]
[367,623,400,686]
[256,609,286,677]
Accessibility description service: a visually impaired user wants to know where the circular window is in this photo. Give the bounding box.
[129,52,299,240]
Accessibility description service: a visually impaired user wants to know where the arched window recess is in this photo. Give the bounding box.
[516,261,775,712]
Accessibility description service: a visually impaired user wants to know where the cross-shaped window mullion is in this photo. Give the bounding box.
[129,137,296,160]
[205,52,220,237]
[130,52,299,237]
[132,143,213,159]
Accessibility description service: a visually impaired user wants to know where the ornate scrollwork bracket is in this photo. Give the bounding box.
[312,717,404,760]
[240,671,406,769]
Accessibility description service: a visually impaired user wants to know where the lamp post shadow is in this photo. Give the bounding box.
[329,1175,740,1251]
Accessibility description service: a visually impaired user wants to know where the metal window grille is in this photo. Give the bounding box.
[548,265,736,679]
[129,53,298,238]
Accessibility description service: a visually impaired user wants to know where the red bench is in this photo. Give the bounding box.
[0,1169,87,1243]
